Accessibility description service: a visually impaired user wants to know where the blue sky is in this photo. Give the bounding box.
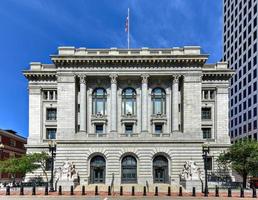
[0,0,222,138]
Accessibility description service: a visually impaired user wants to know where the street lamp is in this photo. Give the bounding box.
[0,144,4,181]
[202,144,210,197]
[0,143,4,160]
[48,140,56,192]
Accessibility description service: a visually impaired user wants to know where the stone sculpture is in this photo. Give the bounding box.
[55,160,79,181]
[180,160,201,180]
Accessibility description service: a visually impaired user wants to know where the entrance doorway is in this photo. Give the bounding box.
[153,155,168,183]
[90,156,105,183]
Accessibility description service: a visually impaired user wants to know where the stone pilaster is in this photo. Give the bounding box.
[110,74,118,132]
[79,75,87,132]
[141,74,149,132]
[57,75,76,139]
[28,86,42,144]
[172,75,179,132]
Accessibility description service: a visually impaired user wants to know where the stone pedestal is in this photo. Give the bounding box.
[180,179,202,192]
[57,179,79,191]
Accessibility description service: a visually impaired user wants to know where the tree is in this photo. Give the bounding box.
[217,140,258,188]
[0,152,50,183]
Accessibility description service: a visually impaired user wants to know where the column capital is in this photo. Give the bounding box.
[78,74,87,84]
[141,74,149,84]
[109,74,118,84]
[172,75,180,83]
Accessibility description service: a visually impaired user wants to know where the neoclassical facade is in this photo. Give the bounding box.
[23,46,233,188]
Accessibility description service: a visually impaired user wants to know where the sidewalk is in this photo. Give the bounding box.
[0,188,257,199]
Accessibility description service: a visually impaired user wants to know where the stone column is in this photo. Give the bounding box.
[79,75,87,132]
[141,74,149,132]
[172,75,179,132]
[110,74,118,132]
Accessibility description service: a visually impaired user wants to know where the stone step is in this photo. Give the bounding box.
[74,184,182,193]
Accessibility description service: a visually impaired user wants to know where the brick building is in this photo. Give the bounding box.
[0,129,27,182]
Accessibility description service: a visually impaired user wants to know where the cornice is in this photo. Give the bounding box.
[202,71,234,81]
[23,71,57,81]
[51,55,208,66]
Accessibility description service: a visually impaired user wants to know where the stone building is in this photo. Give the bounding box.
[23,46,233,189]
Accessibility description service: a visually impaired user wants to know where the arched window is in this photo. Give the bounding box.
[90,155,106,183]
[153,155,168,183]
[152,88,166,114]
[122,88,136,115]
[121,155,137,183]
[92,88,107,115]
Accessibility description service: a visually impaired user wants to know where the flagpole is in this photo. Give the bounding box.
[128,8,130,49]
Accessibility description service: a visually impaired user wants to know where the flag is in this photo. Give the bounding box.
[125,15,129,32]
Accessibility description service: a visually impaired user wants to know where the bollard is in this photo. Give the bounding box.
[155,186,158,196]
[6,186,10,195]
[95,185,98,195]
[58,185,62,195]
[20,185,24,195]
[228,188,232,197]
[192,187,196,197]
[32,185,36,195]
[215,185,219,197]
[44,184,48,195]
[82,185,85,195]
[70,185,74,195]
[240,187,244,198]
[132,186,135,196]
[167,186,171,196]
[143,186,146,196]
[253,187,257,198]
[120,186,123,196]
[179,186,182,196]
[108,186,111,196]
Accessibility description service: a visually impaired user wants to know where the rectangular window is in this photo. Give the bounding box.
[202,128,212,139]
[254,120,257,130]
[95,124,103,134]
[9,139,16,147]
[125,124,133,134]
[46,128,56,139]
[46,108,57,121]
[202,107,212,120]
[155,124,163,134]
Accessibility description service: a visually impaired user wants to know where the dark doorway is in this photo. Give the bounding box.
[153,155,168,183]
[90,156,105,183]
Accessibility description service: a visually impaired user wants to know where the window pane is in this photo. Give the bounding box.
[46,108,56,120]
[96,125,103,133]
[125,124,133,134]
[152,88,165,114]
[47,128,56,139]
[122,88,136,115]
[122,156,137,183]
[155,124,163,133]
[125,100,133,114]
[154,100,162,114]
[96,100,104,114]
[202,128,211,139]
[202,108,211,119]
